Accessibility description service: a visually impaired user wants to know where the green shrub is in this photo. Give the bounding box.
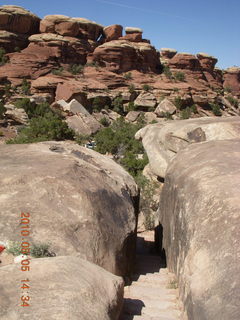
[125,101,137,112]
[190,104,198,114]
[224,87,232,93]
[68,64,84,75]
[6,241,22,256]
[210,103,222,116]
[85,62,100,68]
[31,243,54,258]
[4,83,13,98]
[142,84,152,92]
[0,130,4,136]
[75,134,91,145]
[226,96,238,108]
[0,47,8,66]
[0,101,6,119]
[174,96,184,110]
[52,67,64,76]
[120,152,148,177]
[20,78,31,95]
[174,71,185,81]
[112,96,124,114]
[7,112,74,144]
[128,84,136,93]
[180,107,192,119]
[162,64,172,79]
[161,111,173,120]
[124,72,132,80]
[15,99,53,119]
[92,97,102,112]
[100,117,110,126]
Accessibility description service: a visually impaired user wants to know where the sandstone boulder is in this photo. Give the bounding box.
[0,142,138,276]
[66,113,102,135]
[158,139,240,320]
[0,5,40,35]
[0,256,123,320]
[104,24,123,41]
[126,111,141,122]
[169,53,201,71]
[160,48,177,62]
[4,103,28,124]
[0,30,28,52]
[135,117,240,178]
[155,98,177,116]
[40,15,79,37]
[197,52,218,71]
[89,40,161,73]
[134,92,157,110]
[72,17,103,41]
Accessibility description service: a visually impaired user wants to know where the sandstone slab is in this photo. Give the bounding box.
[0,142,139,276]
[158,140,240,320]
[0,256,124,320]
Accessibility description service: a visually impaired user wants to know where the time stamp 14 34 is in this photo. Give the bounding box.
[20,212,31,307]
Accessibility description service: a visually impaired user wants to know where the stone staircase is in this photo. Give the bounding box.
[119,231,183,320]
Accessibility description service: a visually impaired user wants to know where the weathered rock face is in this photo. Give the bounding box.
[0,5,40,52]
[135,117,240,178]
[158,139,240,320]
[160,48,177,63]
[0,34,92,80]
[223,67,240,97]
[0,256,124,320]
[89,40,161,73]
[196,52,218,71]
[104,24,123,41]
[134,92,157,110]
[0,5,40,34]
[0,142,139,276]
[168,53,201,71]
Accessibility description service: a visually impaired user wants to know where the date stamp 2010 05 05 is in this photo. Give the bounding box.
[20,212,31,307]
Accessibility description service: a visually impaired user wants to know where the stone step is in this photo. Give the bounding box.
[124,285,178,298]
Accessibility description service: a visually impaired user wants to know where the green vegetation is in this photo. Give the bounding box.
[180,107,191,119]
[174,71,185,82]
[224,87,232,93]
[161,111,173,120]
[31,243,54,258]
[128,84,136,93]
[174,96,184,110]
[142,84,152,92]
[123,72,132,80]
[8,100,74,144]
[20,79,31,95]
[112,96,124,114]
[68,64,84,75]
[125,101,137,112]
[0,130,4,136]
[210,103,222,116]
[92,97,102,112]
[226,96,238,108]
[95,117,147,178]
[0,47,8,66]
[167,278,178,289]
[6,241,54,258]
[99,117,110,127]
[162,64,172,79]
[52,67,64,76]
[85,62,100,68]
[75,134,91,145]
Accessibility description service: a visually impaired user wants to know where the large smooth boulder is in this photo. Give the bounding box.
[0,142,138,276]
[104,24,123,41]
[0,256,123,320]
[158,139,240,320]
[135,117,240,178]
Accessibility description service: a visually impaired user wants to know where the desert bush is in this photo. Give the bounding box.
[52,67,64,75]
[31,243,55,258]
[125,101,137,112]
[92,97,102,112]
[226,96,238,108]
[124,72,132,80]
[128,84,136,93]
[162,64,172,79]
[174,71,185,81]
[7,112,74,144]
[100,117,110,126]
[112,96,124,114]
[174,96,184,110]
[75,134,91,145]
[142,84,152,92]
[180,107,192,119]
[68,64,84,75]
[20,78,31,95]
[210,103,222,116]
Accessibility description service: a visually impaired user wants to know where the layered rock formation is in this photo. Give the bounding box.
[0,5,40,51]
[136,117,240,178]
[0,142,139,276]
[158,139,240,320]
[0,256,123,320]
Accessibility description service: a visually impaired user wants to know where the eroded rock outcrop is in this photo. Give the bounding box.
[88,40,161,73]
[0,5,40,51]
[158,139,240,320]
[0,142,139,276]
[223,67,240,97]
[0,256,123,320]
[136,117,240,178]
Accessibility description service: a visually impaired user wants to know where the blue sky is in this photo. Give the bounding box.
[2,0,240,69]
